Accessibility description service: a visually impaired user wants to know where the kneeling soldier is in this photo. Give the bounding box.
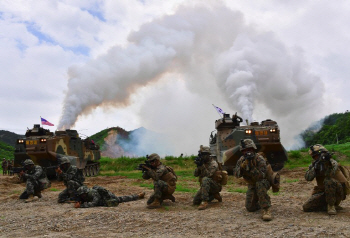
[56,157,85,203]
[19,159,50,202]
[303,144,348,215]
[193,145,224,210]
[234,139,273,221]
[141,153,177,209]
[74,185,145,208]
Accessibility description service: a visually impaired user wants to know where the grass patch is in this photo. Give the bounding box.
[283,178,299,183]
[228,187,247,193]
[49,188,60,191]
[133,182,153,189]
[175,183,198,193]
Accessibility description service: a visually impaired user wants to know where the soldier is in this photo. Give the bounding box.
[56,157,85,203]
[19,159,51,202]
[141,153,177,209]
[2,158,7,175]
[232,113,243,127]
[234,139,273,221]
[7,160,13,175]
[74,185,145,208]
[303,144,347,215]
[193,145,223,210]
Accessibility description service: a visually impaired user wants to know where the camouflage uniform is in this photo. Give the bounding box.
[235,154,271,211]
[234,139,272,221]
[142,153,177,208]
[76,185,143,208]
[7,160,13,175]
[57,158,85,203]
[19,159,51,200]
[2,159,7,175]
[193,158,222,206]
[303,144,346,215]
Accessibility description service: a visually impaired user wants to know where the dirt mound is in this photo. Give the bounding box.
[1,170,350,237]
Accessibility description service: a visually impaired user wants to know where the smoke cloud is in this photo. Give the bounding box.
[58,3,325,154]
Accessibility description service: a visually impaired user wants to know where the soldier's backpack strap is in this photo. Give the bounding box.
[165,165,177,181]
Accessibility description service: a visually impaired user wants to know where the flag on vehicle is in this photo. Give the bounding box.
[212,104,225,115]
[41,117,54,126]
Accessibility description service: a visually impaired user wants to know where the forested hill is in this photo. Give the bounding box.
[301,111,350,147]
[0,130,24,147]
[0,141,14,160]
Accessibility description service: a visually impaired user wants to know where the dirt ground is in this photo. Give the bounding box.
[1,168,350,238]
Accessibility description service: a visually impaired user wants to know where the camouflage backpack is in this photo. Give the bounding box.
[337,165,350,195]
[258,152,280,193]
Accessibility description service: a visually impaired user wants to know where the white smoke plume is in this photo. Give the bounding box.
[58,3,325,153]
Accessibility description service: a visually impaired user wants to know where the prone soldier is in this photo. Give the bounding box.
[303,144,348,215]
[234,139,273,221]
[56,156,85,203]
[19,159,51,202]
[74,185,145,208]
[140,153,177,209]
[193,145,226,210]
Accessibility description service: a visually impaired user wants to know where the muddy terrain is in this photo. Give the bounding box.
[1,168,350,238]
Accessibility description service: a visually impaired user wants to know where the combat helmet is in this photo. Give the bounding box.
[77,186,90,195]
[309,144,328,156]
[199,145,211,154]
[240,139,257,151]
[23,159,34,166]
[147,153,160,162]
[59,156,70,165]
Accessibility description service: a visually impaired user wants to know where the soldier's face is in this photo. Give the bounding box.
[150,160,160,167]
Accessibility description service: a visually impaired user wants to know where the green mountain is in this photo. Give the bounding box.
[301,111,350,147]
[0,130,24,147]
[0,140,14,160]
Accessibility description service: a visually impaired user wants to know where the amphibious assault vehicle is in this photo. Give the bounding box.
[209,113,288,173]
[13,124,101,178]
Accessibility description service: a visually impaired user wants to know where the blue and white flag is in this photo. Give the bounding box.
[212,104,225,115]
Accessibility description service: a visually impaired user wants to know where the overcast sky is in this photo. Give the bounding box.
[1,0,349,155]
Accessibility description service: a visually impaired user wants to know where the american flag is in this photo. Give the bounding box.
[41,117,54,126]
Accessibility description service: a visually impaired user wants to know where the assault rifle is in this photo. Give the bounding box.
[312,151,334,172]
[136,159,153,172]
[240,139,255,171]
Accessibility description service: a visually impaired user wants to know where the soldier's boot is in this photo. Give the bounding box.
[213,193,222,202]
[25,194,37,203]
[198,201,208,210]
[147,198,162,209]
[328,204,337,215]
[138,192,145,199]
[163,194,176,202]
[34,191,42,198]
[262,207,272,221]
